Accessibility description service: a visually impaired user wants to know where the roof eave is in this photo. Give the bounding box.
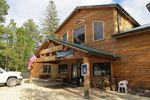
[55,4,140,33]
[112,25,150,38]
[116,4,140,26]
[49,38,119,59]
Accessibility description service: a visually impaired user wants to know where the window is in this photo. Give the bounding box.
[93,22,104,40]
[59,64,68,74]
[93,62,111,76]
[73,26,85,44]
[43,65,51,73]
[62,32,67,41]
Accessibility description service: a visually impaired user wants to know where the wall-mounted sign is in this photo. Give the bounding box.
[56,50,73,58]
[81,64,87,76]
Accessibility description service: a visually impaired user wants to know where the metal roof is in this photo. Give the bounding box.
[48,38,119,59]
[112,23,150,38]
[55,4,140,33]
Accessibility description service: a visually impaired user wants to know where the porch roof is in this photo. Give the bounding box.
[48,38,119,59]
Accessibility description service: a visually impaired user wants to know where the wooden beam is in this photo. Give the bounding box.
[36,55,56,62]
[40,45,63,54]
[83,57,90,99]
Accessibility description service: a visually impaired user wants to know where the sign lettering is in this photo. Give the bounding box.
[56,50,73,58]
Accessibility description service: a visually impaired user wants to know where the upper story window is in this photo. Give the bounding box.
[73,26,85,44]
[93,21,104,41]
[62,32,67,41]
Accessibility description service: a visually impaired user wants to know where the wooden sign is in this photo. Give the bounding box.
[40,45,63,54]
[56,50,74,58]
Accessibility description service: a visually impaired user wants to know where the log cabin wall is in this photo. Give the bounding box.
[56,8,115,42]
[112,32,150,89]
[87,30,150,89]
[54,7,150,89]
[32,63,43,78]
[32,6,149,89]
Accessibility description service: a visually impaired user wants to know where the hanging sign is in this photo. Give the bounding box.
[56,50,74,58]
[81,64,87,76]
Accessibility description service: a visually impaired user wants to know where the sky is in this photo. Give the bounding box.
[6,0,150,27]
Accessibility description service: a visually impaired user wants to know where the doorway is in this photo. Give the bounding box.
[71,63,83,86]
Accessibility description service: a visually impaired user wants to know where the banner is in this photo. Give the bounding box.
[56,50,73,58]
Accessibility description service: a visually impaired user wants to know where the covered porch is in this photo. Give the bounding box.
[31,38,119,97]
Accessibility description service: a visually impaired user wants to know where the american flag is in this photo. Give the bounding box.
[28,53,37,70]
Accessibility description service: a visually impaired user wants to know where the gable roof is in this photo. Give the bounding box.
[112,23,150,38]
[46,38,119,59]
[35,38,119,59]
[55,4,140,33]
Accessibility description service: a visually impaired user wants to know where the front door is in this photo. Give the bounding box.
[71,63,83,86]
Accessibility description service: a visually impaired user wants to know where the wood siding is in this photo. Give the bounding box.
[56,8,115,43]
[55,8,150,89]
[32,7,150,89]
[113,9,135,33]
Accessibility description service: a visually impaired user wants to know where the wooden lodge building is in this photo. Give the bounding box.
[31,4,150,90]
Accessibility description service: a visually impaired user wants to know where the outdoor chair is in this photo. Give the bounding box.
[118,80,128,93]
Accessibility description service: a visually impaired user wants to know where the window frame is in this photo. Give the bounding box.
[42,64,51,74]
[62,32,68,41]
[93,62,111,76]
[73,25,86,44]
[92,21,105,41]
[59,64,68,74]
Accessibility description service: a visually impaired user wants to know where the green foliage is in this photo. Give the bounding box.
[0,19,42,71]
[0,0,9,23]
[41,0,59,38]
[0,1,42,71]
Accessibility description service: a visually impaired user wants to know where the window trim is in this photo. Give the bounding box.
[62,31,68,41]
[42,64,51,74]
[72,25,86,44]
[92,21,105,42]
[93,62,112,76]
[59,64,68,74]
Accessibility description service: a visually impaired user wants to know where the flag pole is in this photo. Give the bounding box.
[29,67,32,83]
[28,53,37,83]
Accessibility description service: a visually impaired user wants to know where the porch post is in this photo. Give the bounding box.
[51,64,58,80]
[83,57,90,99]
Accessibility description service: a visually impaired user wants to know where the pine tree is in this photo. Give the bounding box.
[41,0,59,38]
[0,0,9,23]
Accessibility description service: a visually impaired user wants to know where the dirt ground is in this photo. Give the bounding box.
[0,79,149,100]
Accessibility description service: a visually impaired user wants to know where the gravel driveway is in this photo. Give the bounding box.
[0,79,149,100]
